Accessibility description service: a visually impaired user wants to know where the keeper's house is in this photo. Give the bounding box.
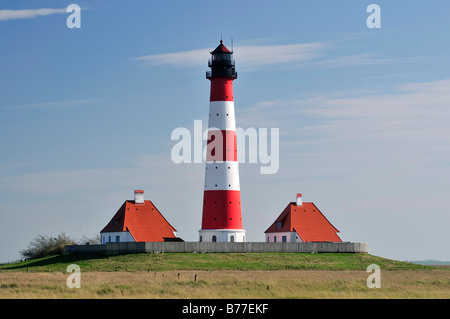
[100,190,179,244]
[264,193,342,243]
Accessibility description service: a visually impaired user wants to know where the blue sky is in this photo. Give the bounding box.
[1,0,450,263]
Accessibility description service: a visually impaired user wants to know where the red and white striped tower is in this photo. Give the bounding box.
[199,40,245,243]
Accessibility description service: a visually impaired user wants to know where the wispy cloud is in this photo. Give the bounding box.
[236,43,327,68]
[133,48,208,68]
[316,53,392,68]
[239,78,450,157]
[0,168,137,194]
[2,98,107,110]
[0,154,201,195]
[0,8,66,21]
[133,41,419,72]
[0,162,31,169]
[316,53,421,69]
[133,42,328,70]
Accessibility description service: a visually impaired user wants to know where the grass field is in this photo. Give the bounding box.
[1,253,449,298]
[0,253,430,272]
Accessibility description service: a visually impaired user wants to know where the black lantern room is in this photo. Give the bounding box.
[206,40,237,80]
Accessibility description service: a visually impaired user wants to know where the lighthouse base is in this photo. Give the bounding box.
[199,229,246,243]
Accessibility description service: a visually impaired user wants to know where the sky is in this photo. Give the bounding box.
[1,0,450,263]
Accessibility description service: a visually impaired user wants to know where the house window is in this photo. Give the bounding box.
[274,236,277,242]
[102,236,105,244]
[116,236,120,242]
[108,236,111,242]
[282,236,287,243]
[276,221,282,229]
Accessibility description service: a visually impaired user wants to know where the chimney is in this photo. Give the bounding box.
[134,190,144,204]
[296,193,302,206]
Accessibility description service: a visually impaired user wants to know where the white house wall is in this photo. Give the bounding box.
[265,231,302,243]
[101,231,135,244]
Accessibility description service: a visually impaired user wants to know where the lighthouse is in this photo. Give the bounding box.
[199,40,246,243]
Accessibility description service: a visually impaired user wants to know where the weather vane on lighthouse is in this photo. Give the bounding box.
[199,39,246,243]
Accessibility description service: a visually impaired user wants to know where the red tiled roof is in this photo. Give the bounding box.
[211,40,232,54]
[264,202,342,242]
[100,200,177,242]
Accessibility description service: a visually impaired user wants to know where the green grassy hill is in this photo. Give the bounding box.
[0,252,431,273]
[2,253,449,299]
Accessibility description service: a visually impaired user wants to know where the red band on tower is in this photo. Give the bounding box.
[202,190,242,229]
[206,130,238,162]
[210,78,234,102]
